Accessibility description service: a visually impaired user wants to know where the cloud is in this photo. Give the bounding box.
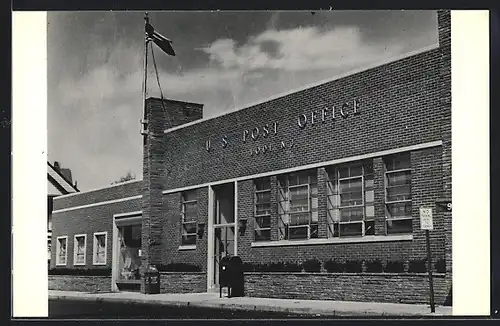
[51,23,430,190]
[203,25,405,72]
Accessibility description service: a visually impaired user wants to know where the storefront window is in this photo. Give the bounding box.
[117,226,141,281]
[384,154,412,234]
[278,170,318,240]
[181,190,197,246]
[327,161,375,237]
[254,178,271,241]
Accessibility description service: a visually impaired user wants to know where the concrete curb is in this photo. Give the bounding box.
[49,293,451,317]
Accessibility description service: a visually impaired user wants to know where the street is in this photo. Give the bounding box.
[48,299,330,319]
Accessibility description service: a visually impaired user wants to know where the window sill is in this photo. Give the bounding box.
[178,245,196,251]
[56,263,67,266]
[251,234,413,247]
[93,262,107,266]
[73,263,86,266]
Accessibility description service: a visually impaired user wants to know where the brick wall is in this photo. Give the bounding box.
[159,187,208,270]
[49,275,111,293]
[244,272,450,305]
[50,198,142,269]
[159,272,207,293]
[142,98,205,285]
[162,48,443,191]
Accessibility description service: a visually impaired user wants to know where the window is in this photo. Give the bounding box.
[181,190,197,246]
[56,236,68,266]
[73,234,87,266]
[93,232,107,265]
[254,178,271,241]
[327,162,375,237]
[385,153,412,234]
[278,170,318,240]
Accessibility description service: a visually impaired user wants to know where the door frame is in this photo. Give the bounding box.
[206,181,238,291]
[111,212,142,292]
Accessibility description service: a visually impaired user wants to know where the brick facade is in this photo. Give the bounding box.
[244,272,449,305]
[51,10,451,304]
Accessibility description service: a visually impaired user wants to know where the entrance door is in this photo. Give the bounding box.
[211,182,236,289]
[113,215,142,292]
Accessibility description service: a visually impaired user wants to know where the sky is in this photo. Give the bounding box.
[47,10,438,191]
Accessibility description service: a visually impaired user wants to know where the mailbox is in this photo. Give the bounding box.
[219,256,232,298]
[230,256,244,297]
[143,265,161,294]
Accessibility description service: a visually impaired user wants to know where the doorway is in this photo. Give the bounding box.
[208,182,237,290]
[112,214,142,292]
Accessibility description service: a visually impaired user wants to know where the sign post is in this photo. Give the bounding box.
[420,207,435,313]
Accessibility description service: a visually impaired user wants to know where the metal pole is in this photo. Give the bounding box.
[426,229,436,313]
[142,12,149,144]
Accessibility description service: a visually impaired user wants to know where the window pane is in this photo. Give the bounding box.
[350,165,362,176]
[365,190,374,203]
[386,154,410,171]
[365,178,374,188]
[183,190,197,202]
[387,171,411,186]
[289,226,309,239]
[310,224,318,238]
[290,186,309,212]
[182,234,197,245]
[387,218,412,234]
[340,207,364,222]
[387,202,412,218]
[256,191,271,203]
[328,209,340,222]
[339,223,362,237]
[183,202,197,220]
[387,185,411,202]
[254,229,271,241]
[338,167,349,178]
[255,215,271,229]
[255,178,271,191]
[364,163,374,174]
[183,221,197,234]
[290,212,309,225]
[365,205,375,218]
[365,220,375,235]
[256,203,271,216]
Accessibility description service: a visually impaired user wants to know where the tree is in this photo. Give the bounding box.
[112,171,136,185]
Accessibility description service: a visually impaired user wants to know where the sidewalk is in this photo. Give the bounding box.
[49,290,452,317]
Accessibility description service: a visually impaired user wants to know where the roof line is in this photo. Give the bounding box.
[47,161,79,192]
[54,178,142,200]
[164,43,440,135]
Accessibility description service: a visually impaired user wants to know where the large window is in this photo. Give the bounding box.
[385,154,412,234]
[278,170,318,240]
[254,178,271,241]
[181,190,197,246]
[93,232,107,265]
[73,234,87,266]
[56,236,68,266]
[327,162,375,237]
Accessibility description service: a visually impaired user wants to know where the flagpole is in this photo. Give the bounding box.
[141,12,149,142]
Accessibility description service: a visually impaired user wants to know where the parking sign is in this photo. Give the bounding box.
[420,208,433,230]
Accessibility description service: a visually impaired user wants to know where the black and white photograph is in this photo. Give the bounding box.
[10,8,491,320]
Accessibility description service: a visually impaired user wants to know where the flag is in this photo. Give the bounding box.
[146,23,176,56]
